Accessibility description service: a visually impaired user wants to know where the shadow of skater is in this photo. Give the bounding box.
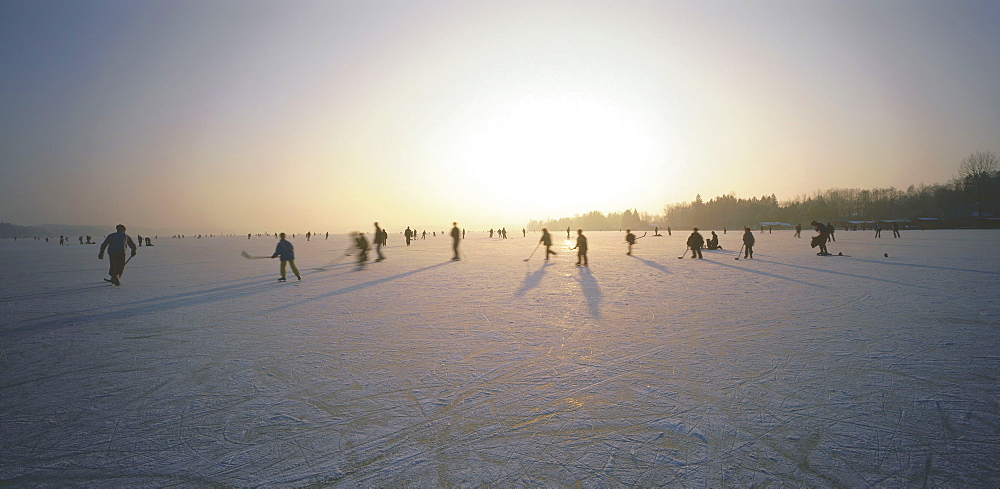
[515,262,551,297]
[575,266,602,318]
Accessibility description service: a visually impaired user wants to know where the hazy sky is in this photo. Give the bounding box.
[2,0,998,233]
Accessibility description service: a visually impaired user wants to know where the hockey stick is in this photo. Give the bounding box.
[241,250,270,259]
[734,244,744,260]
[523,242,542,262]
[677,247,688,259]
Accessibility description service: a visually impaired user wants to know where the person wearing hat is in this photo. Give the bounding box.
[686,227,704,259]
[98,224,137,286]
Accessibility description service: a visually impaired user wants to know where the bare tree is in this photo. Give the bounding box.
[959,151,999,216]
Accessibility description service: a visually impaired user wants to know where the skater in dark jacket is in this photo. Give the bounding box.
[742,227,755,259]
[450,222,461,260]
[271,233,301,281]
[540,228,556,260]
[686,228,704,259]
[706,231,721,250]
[373,222,385,261]
[810,220,831,255]
[355,232,370,268]
[571,229,588,266]
[625,229,636,255]
[98,224,137,286]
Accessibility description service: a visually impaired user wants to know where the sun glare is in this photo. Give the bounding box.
[449,93,657,215]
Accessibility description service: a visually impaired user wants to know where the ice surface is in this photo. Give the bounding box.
[2,230,999,487]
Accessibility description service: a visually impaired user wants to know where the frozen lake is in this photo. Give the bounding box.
[2,228,999,487]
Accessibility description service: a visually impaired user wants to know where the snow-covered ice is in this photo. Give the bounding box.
[2,229,999,487]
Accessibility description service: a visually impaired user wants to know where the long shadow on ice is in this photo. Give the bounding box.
[262,262,450,313]
[573,266,602,318]
[629,255,673,274]
[850,258,1000,276]
[753,258,926,288]
[2,276,276,339]
[702,259,827,289]
[515,262,552,297]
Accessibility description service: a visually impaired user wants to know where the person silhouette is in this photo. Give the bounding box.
[271,232,301,281]
[450,222,461,260]
[571,229,588,266]
[98,224,137,286]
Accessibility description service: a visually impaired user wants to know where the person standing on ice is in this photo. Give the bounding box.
[625,229,636,255]
[810,220,831,255]
[686,227,704,259]
[450,222,461,260]
[98,224,137,286]
[794,223,802,238]
[571,229,588,266]
[373,222,385,262]
[892,221,900,238]
[271,233,301,281]
[540,228,557,260]
[742,227,755,259]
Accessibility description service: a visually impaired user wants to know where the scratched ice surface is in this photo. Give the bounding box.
[2,229,998,487]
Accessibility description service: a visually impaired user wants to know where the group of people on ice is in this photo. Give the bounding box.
[97,219,846,284]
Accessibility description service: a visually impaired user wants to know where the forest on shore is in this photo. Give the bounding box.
[528,151,1000,231]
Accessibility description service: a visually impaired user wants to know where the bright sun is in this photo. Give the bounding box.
[448,93,658,216]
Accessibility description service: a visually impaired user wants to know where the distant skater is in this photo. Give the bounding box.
[566,227,571,239]
[810,220,831,255]
[98,224,137,286]
[271,232,301,281]
[742,227,755,259]
[540,228,557,260]
[405,227,412,246]
[451,222,461,260]
[686,227,704,259]
[374,222,385,261]
[625,229,636,255]
[795,223,802,238]
[892,221,900,238]
[667,226,671,236]
[572,229,588,266]
[874,222,882,238]
[827,222,836,242]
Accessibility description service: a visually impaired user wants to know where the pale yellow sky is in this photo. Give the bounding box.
[2,1,997,233]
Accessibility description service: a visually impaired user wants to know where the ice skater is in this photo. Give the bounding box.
[742,227,755,259]
[354,231,370,269]
[810,220,831,255]
[625,229,636,255]
[875,222,882,238]
[540,228,557,260]
[451,222,461,260]
[571,229,588,266]
[271,232,301,281]
[98,224,137,286]
[892,221,900,238]
[686,227,704,259]
[794,223,802,238]
[373,222,385,261]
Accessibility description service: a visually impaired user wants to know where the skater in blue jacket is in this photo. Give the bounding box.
[271,233,301,281]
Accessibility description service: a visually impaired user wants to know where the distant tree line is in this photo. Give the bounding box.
[528,151,999,230]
